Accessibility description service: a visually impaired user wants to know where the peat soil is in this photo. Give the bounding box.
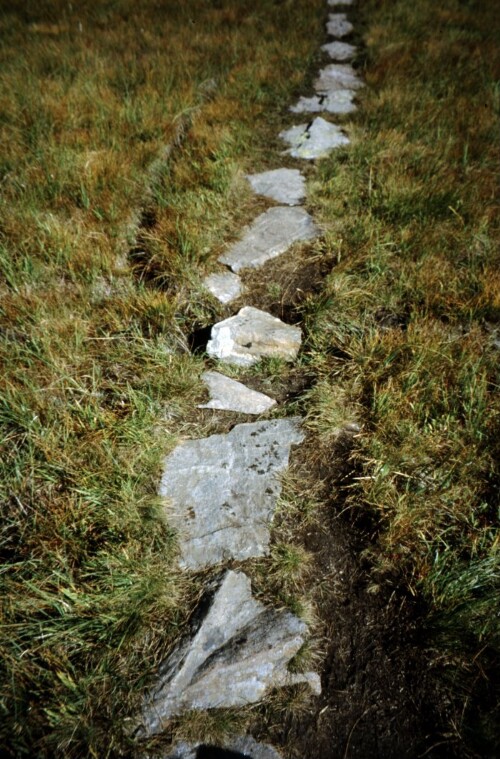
[271,435,455,759]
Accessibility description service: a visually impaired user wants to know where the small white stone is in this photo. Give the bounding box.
[207,306,302,366]
[290,90,357,115]
[203,271,242,304]
[315,63,363,93]
[246,168,306,206]
[280,117,350,160]
[198,371,277,414]
[327,13,354,38]
[219,206,319,272]
[321,40,357,61]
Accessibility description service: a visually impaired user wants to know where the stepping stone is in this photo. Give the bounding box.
[290,91,357,115]
[137,570,321,735]
[198,371,277,414]
[219,207,318,272]
[159,417,304,570]
[246,167,306,206]
[166,736,283,759]
[327,13,354,38]
[280,117,349,160]
[206,306,302,366]
[203,271,242,304]
[322,40,357,61]
[328,0,355,6]
[315,63,364,93]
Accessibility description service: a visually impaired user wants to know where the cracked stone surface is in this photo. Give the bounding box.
[290,90,357,115]
[159,418,304,570]
[165,736,283,759]
[198,371,277,414]
[246,168,306,206]
[203,271,242,304]
[138,571,321,736]
[321,40,357,60]
[315,63,363,94]
[327,13,354,38]
[206,306,302,366]
[219,207,318,272]
[280,117,349,160]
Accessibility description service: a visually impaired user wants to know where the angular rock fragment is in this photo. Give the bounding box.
[219,207,318,272]
[166,736,283,759]
[203,271,242,304]
[290,90,357,115]
[321,40,357,61]
[246,168,306,206]
[206,306,302,366]
[315,63,363,94]
[138,571,321,735]
[327,13,354,38]
[231,737,283,759]
[160,417,304,569]
[280,117,349,160]
[198,371,277,414]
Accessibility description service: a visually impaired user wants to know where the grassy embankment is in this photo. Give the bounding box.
[1,0,499,757]
[0,1,326,756]
[304,0,500,753]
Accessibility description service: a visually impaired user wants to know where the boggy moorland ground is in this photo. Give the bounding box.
[0,0,499,757]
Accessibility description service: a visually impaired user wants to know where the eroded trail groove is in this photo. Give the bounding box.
[132,1,449,757]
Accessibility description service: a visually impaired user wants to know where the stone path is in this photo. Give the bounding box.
[159,419,304,570]
[138,0,363,754]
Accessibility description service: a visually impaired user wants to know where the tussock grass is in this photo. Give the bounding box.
[0,0,325,755]
[303,0,500,751]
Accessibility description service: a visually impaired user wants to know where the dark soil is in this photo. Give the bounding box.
[264,434,460,759]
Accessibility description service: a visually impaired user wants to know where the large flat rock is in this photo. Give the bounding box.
[206,306,302,366]
[219,207,318,272]
[315,63,363,93]
[281,117,349,160]
[198,371,277,414]
[290,90,357,115]
[327,13,354,38]
[159,418,304,569]
[321,40,357,61]
[138,571,321,735]
[246,168,306,206]
[166,736,283,759]
[203,271,242,304]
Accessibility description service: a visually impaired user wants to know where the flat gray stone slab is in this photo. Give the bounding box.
[315,63,363,93]
[281,117,350,160]
[159,417,304,569]
[206,306,302,366]
[219,206,318,272]
[166,736,282,759]
[246,168,306,206]
[138,570,321,734]
[290,90,357,115]
[327,13,354,38]
[198,371,277,414]
[203,271,242,304]
[322,40,357,60]
[328,0,355,6]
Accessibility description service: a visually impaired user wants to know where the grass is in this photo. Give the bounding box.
[0,0,325,756]
[302,0,500,752]
[1,0,499,756]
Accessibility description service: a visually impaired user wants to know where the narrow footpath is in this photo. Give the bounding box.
[134,1,445,757]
